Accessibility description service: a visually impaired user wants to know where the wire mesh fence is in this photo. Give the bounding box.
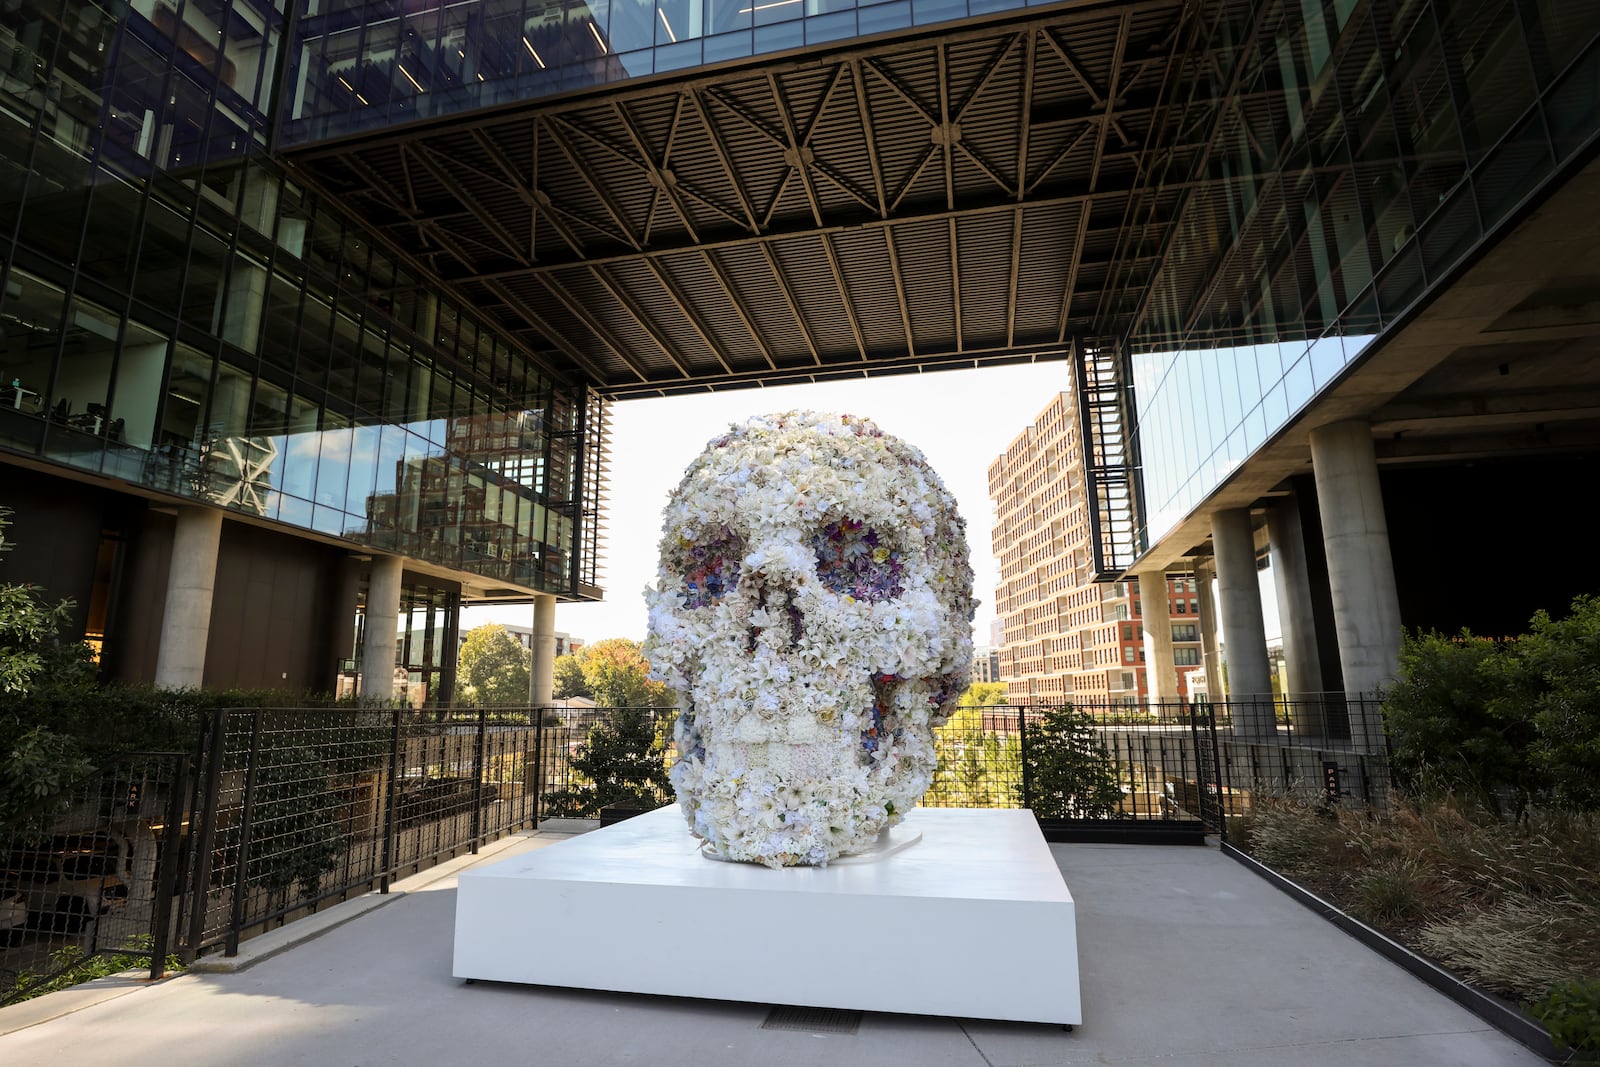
[1,752,188,1003]
[1,693,1392,995]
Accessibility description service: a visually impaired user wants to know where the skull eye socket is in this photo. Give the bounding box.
[812,516,904,601]
[680,531,743,608]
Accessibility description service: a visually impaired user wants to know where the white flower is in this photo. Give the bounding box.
[647,411,975,867]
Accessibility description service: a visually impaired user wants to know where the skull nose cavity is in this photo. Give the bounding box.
[744,570,805,651]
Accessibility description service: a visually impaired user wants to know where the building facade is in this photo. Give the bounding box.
[990,390,1203,704]
[1077,0,1600,740]
[1,0,606,697]
[3,0,1596,705]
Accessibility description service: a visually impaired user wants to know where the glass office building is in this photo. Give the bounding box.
[1123,0,1599,556]
[2,0,1597,694]
[1,0,603,691]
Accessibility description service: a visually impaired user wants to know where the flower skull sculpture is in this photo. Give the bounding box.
[645,411,974,867]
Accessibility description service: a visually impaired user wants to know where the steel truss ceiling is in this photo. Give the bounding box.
[286,0,1203,398]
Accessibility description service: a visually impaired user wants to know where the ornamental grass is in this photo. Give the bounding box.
[1240,795,1600,1002]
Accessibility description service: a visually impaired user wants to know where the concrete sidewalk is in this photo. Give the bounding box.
[0,828,1545,1066]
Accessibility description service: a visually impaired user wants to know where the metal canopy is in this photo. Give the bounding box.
[285,1,1197,398]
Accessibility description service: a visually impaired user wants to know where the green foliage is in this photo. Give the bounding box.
[1,507,96,829]
[0,725,93,830]
[246,740,345,898]
[455,623,531,705]
[543,708,673,817]
[1383,594,1600,815]
[552,654,589,700]
[959,681,1008,709]
[1517,597,1600,811]
[1019,705,1125,820]
[1530,979,1600,1057]
[574,638,671,709]
[926,699,1020,808]
[0,507,77,697]
[8,934,185,1004]
[1382,630,1534,814]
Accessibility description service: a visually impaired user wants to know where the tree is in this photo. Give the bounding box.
[455,623,531,705]
[0,508,91,698]
[552,653,589,700]
[543,707,674,817]
[960,681,1008,709]
[0,509,94,829]
[575,638,671,708]
[1517,596,1600,810]
[543,638,674,816]
[1020,705,1126,819]
[926,683,1017,807]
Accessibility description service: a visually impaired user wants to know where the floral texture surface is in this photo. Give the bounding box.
[644,411,974,867]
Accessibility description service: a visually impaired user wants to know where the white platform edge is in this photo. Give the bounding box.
[454,806,1080,1025]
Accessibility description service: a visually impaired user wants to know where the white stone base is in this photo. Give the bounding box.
[453,806,1080,1025]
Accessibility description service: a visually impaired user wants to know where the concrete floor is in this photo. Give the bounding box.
[0,827,1545,1066]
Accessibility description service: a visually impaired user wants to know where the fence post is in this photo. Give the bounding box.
[532,704,545,826]
[181,709,228,964]
[380,708,400,893]
[1208,704,1227,840]
[149,754,190,980]
[225,710,265,956]
[1017,705,1032,810]
[470,705,487,854]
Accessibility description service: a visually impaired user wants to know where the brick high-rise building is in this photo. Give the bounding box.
[990,389,1202,705]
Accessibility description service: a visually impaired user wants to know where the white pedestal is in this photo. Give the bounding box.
[453,806,1080,1025]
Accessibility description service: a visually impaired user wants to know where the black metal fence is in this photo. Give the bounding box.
[1,752,189,1003]
[921,695,1388,835]
[2,694,1389,1002]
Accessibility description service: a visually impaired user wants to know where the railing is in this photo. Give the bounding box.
[1,752,190,1004]
[1,694,1389,1001]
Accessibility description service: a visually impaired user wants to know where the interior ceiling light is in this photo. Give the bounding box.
[522,36,546,67]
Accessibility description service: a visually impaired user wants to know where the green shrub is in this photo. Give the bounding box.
[1530,978,1600,1057]
[1517,597,1600,811]
[1383,594,1600,816]
[1381,630,1535,815]
[1019,706,1124,820]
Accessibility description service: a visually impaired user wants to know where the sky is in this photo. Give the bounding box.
[461,360,1075,646]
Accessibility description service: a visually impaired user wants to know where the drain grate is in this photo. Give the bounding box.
[760,1005,863,1034]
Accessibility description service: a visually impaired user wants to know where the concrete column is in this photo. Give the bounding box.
[1195,557,1222,703]
[154,508,224,689]
[1211,508,1276,737]
[1266,499,1323,700]
[1309,420,1402,704]
[1136,571,1178,703]
[361,555,404,701]
[530,593,556,706]
[1267,498,1331,738]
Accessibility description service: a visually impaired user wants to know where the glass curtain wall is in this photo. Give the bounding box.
[0,0,597,598]
[1128,0,1600,550]
[284,0,1048,144]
